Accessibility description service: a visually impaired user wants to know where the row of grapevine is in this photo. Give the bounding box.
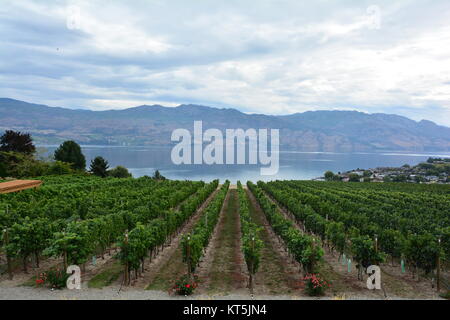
[118,180,219,283]
[247,182,323,274]
[280,181,447,262]
[0,175,204,276]
[181,181,230,274]
[260,180,446,278]
[236,181,263,292]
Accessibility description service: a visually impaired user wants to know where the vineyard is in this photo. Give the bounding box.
[0,176,449,299]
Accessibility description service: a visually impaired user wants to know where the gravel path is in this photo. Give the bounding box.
[0,286,441,300]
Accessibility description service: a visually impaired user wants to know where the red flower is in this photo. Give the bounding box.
[186,284,190,288]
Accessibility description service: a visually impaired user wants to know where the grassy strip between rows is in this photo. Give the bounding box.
[146,181,230,291]
[87,260,123,288]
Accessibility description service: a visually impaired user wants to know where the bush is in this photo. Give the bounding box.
[324,171,335,181]
[13,156,49,177]
[0,161,7,178]
[172,274,198,296]
[36,269,70,289]
[440,291,450,300]
[0,151,74,178]
[48,161,73,175]
[303,273,330,296]
[108,166,132,178]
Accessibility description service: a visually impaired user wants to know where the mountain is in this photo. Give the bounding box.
[1,98,450,152]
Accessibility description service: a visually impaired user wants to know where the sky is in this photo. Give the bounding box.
[1,0,450,126]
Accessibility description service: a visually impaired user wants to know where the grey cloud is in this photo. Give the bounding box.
[0,0,450,126]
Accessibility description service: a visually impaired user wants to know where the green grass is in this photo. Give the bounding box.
[246,189,296,294]
[205,190,238,294]
[87,261,123,289]
[22,275,38,287]
[440,291,450,300]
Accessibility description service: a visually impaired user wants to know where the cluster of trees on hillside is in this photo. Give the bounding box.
[0,130,140,179]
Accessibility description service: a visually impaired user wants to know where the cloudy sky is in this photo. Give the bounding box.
[1,0,450,126]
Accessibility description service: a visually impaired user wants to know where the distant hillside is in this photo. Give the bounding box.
[1,98,450,152]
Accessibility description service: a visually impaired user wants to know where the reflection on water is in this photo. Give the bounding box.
[39,145,450,183]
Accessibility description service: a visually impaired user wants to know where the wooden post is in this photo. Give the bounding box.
[187,235,191,279]
[249,236,255,295]
[3,228,13,280]
[124,231,129,285]
[437,238,441,292]
[62,231,68,271]
[374,234,378,253]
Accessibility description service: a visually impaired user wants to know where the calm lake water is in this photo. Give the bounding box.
[39,146,450,183]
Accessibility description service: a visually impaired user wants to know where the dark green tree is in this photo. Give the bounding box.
[153,169,166,180]
[89,156,109,177]
[0,161,7,178]
[348,173,361,182]
[0,130,35,154]
[324,171,335,181]
[393,175,407,182]
[108,166,132,178]
[54,141,86,170]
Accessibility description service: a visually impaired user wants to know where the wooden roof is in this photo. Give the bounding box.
[0,180,42,194]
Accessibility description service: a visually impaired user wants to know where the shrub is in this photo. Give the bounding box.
[172,274,198,296]
[348,173,361,182]
[46,269,70,289]
[303,273,330,296]
[0,161,7,178]
[108,166,132,178]
[48,161,73,175]
[35,269,70,289]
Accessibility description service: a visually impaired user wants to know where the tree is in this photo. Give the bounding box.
[89,156,109,177]
[108,166,132,178]
[393,175,407,182]
[324,171,335,181]
[54,141,86,170]
[0,161,7,178]
[0,130,35,154]
[348,173,361,182]
[415,175,425,183]
[153,169,166,180]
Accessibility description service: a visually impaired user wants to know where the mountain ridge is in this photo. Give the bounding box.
[1,98,449,152]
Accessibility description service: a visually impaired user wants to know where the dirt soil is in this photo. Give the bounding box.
[141,187,221,291]
[195,189,248,296]
[246,188,305,296]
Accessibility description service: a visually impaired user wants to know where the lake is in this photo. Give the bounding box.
[38,145,450,183]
